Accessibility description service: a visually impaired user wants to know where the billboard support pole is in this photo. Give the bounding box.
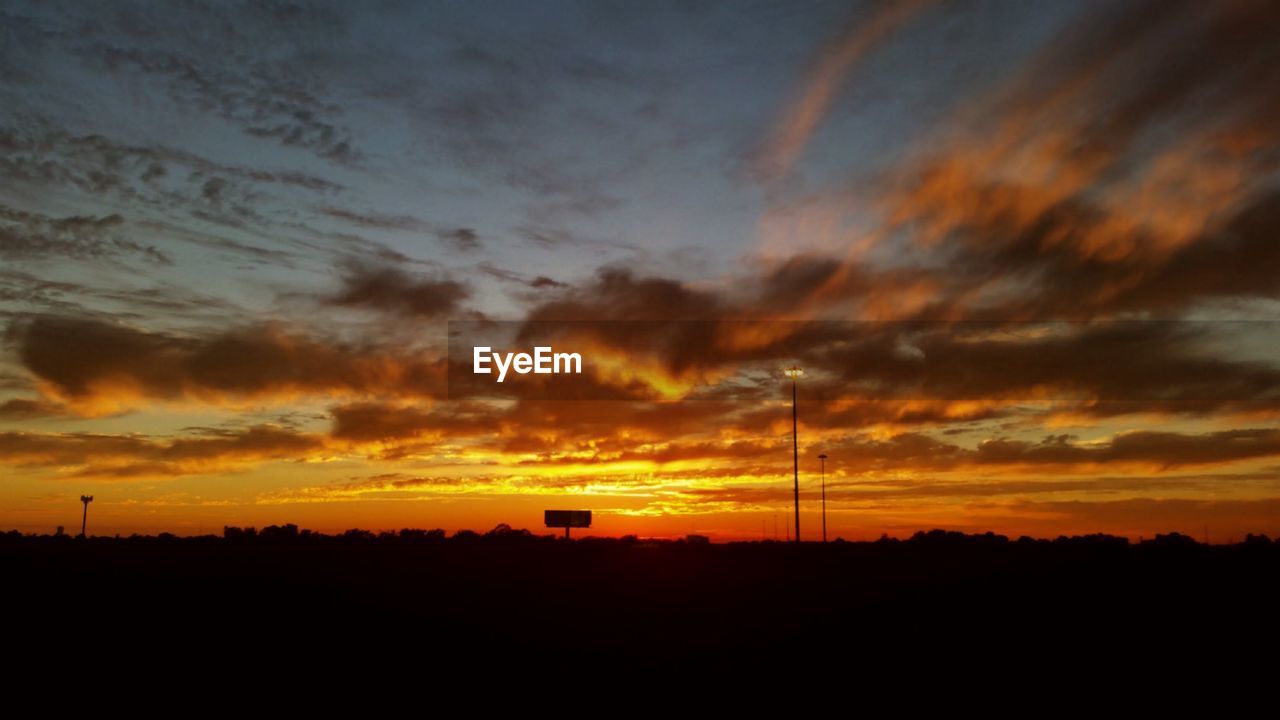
[546,509,591,540]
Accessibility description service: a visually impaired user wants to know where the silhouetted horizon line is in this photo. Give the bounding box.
[4,524,1275,547]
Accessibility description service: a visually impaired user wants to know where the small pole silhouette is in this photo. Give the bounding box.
[79,495,93,538]
[818,453,828,543]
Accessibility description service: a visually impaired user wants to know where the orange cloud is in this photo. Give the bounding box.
[753,0,937,184]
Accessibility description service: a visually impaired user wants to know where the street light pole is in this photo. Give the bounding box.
[80,495,93,539]
[784,366,803,544]
[818,453,828,543]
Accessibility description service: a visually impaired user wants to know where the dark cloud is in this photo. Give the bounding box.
[0,398,66,420]
[402,33,648,212]
[0,118,353,271]
[326,232,429,266]
[861,184,1280,321]
[973,429,1280,468]
[821,472,1278,502]
[515,224,634,253]
[329,262,470,318]
[78,5,361,164]
[801,321,1280,413]
[477,263,566,289]
[530,276,567,289]
[516,425,1280,473]
[825,428,1280,471]
[317,214,481,253]
[0,118,341,200]
[528,267,724,321]
[201,178,227,203]
[1133,190,1280,311]
[329,401,496,442]
[7,315,446,410]
[0,269,250,329]
[320,207,429,232]
[997,497,1280,536]
[468,423,1280,473]
[265,471,504,501]
[0,204,169,264]
[476,263,524,284]
[326,397,744,459]
[0,423,322,477]
[511,263,1280,416]
[438,227,480,252]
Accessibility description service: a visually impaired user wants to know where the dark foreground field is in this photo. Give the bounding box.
[5,528,1278,670]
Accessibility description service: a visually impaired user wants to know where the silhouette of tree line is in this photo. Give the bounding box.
[2,524,1273,548]
[6,521,1277,666]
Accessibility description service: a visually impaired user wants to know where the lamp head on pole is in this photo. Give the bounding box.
[818,453,828,461]
[783,366,804,379]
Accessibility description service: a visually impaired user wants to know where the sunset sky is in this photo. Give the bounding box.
[3,0,1279,540]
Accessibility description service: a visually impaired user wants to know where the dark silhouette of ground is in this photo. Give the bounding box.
[4,526,1277,671]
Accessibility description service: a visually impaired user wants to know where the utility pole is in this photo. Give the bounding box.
[79,495,93,538]
[818,453,828,543]
[784,366,803,543]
